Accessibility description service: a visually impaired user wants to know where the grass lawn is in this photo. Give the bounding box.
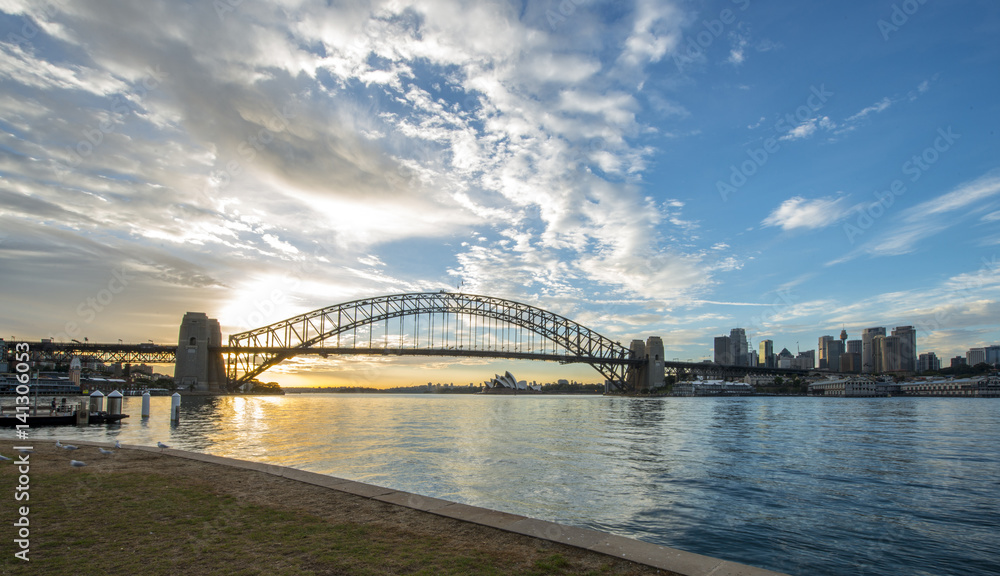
[0,443,665,576]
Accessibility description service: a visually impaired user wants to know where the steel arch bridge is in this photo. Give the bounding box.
[226,292,640,391]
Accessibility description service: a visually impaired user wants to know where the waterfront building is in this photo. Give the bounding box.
[967,348,986,366]
[759,339,774,368]
[808,376,879,397]
[899,377,1000,397]
[861,327,886,373]
[918,352,941,373]
[891,326,918,372]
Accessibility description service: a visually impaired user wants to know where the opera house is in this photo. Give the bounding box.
[482,371,541,394]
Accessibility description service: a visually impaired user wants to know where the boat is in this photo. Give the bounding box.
[0,411,129,427]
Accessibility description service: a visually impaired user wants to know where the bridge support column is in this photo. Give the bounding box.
[645,336,665,391]
[627,339,646,392]
[175,312,225,394]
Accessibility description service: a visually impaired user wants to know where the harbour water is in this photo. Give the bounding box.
[4,394,998,576]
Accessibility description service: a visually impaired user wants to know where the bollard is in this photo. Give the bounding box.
[106,390,123,416]
[170,393,181,422]
[76,401,88,425]
[141,392,150,418]
[89,390,105,413]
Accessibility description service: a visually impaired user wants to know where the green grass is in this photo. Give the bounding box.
[1,468,650,576]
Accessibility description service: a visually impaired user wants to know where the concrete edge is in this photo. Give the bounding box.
[58,440,790,576]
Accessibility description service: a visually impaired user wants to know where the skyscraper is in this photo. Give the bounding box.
[760,339,774,368]
[714,335,732,365]
[818,335,834,369]
[891,326,917,372]
[862,327,886,373]
[730,328,748,366]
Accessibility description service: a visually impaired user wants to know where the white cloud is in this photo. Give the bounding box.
[762,196,851,231]
[779,119,818,141]
[847,97,893,123]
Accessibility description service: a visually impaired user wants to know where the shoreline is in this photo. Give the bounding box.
[1,440,787,576]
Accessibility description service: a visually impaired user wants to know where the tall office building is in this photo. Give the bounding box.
[985,345,1000,365]
[891,326,917,372]
[967,348,986,366]
[714,336,732,365]
[862,327,886,373]
[730,328,748,366]
[818,336,845,371]
[818,336,833,369]
[918,352,940,373]
[760,339,774,368]
[846,339,862,355]
[879,335,904,372]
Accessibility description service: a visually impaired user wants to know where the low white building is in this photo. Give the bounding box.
[808,376,880,397]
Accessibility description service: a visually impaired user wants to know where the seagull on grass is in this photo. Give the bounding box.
[98,448,114,455]
[0,455,11,462]
[114,440,121,449]
[62,444,79,450]
[55,440,62,447]
[70,460,87,467]
[16,448,33,454]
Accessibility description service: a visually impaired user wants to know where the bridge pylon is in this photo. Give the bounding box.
[174,312,225,393]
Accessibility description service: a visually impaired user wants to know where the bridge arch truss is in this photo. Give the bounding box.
[227,292,637,391]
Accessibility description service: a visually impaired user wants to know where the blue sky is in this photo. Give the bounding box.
[1,0,998,385]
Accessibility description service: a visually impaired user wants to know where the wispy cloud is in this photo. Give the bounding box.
[762,195,851,230]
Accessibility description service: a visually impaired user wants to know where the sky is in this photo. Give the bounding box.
[1,0,998,387]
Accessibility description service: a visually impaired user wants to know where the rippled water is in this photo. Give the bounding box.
[5,394,999,576]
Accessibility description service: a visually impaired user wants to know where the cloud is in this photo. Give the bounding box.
[762,196,851,230]
[846,97,893,123]
[779,120,818,141]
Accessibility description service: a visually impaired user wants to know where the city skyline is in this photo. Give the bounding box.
[1,1,999,386]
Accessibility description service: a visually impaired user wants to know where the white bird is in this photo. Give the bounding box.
[70,460,87,467]
[157,442,170,449]
[98,448,114,455]
[55,440,63,447]
[114,440,121,449]
[16,448,33,454]
[62,444,79,450]
[0,454,11,461]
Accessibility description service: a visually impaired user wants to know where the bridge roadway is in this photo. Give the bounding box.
[6,341,809,379]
